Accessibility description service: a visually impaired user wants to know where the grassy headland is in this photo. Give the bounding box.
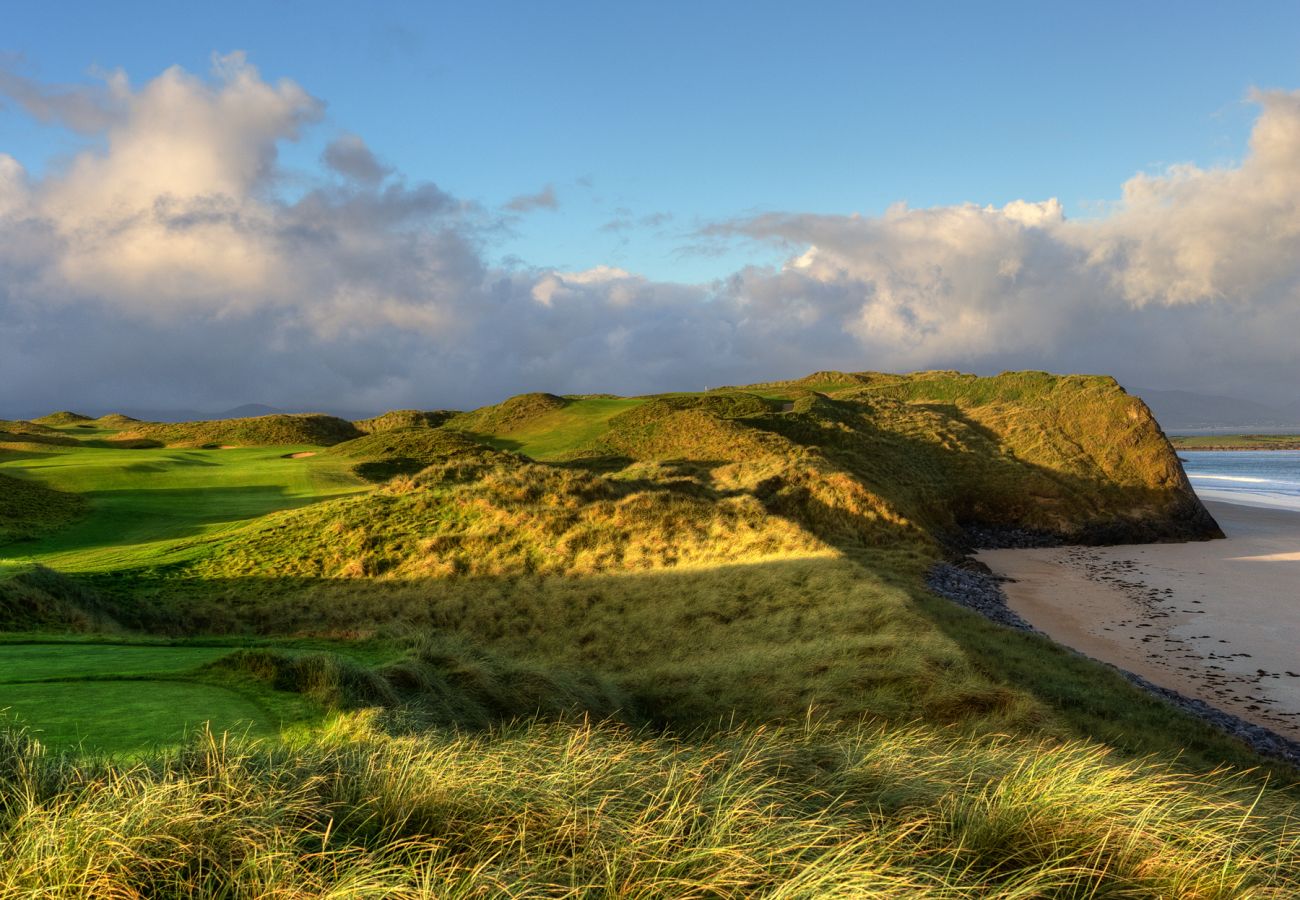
[1172,433,1300,450]
[3,372,1298,896]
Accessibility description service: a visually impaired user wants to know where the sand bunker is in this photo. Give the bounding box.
[979,500,1300,739]
[286,451,317,459]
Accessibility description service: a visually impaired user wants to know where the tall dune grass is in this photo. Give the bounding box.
[1,714,1296,897]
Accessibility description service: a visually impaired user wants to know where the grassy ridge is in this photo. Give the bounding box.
[325,428,508,482]
[354,409,459,433]
[115,413,362,448]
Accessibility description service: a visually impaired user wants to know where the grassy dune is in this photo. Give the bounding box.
[115,413,362,448]
[2,372,1296,895]
[354,408,459,433]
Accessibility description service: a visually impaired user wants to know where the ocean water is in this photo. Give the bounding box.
[1180,450,1300,511]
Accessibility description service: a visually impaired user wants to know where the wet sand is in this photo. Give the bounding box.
[978,500,1300,739]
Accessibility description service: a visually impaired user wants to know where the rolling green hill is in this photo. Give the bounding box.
[114,413,362,448]
[5,370,1297,897]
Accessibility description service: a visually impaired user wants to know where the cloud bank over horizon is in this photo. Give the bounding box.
[2,54,1299,416]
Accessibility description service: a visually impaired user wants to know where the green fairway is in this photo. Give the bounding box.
[0,680,271,754]
[0,434,368,572]
[0,641,290,753]
[0,642,235,682]
[459,396,645,458]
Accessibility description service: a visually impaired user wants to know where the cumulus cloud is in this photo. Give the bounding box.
[505,184,557,212]
[2,55,1300,416]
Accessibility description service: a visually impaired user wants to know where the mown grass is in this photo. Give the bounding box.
[1,714,1297,897]
[446,395,645,459]
[0,442,367,572]
[0,681,274,755]
[0,642,297,753]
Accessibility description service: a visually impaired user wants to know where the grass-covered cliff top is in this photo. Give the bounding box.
[1172,433,1300,450]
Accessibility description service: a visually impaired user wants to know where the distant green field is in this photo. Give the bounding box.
[0,430,367,572]
[1171,433,1300,450]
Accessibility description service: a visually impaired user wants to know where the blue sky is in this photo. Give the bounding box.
[5,0,1300,282]
[5,2,1300,413]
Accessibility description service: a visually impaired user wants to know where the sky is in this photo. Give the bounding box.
[3,1,1300,416]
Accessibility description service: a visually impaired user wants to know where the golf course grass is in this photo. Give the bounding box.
[0,641,302,753]
[0,432,367,573]
[0,422,372,751]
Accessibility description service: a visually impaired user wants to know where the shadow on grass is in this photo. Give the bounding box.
[64,551,1298,780]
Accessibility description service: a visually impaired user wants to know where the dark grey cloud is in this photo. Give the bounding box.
[0,58,127,133]
[322,133,392,185]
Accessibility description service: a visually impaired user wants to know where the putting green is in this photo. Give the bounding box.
[0,642,236,682]
[0,680,272,754]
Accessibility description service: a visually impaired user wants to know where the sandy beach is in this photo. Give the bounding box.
[978,499,1300,740]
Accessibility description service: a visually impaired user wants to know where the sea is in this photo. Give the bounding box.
[1180,450,1300,512]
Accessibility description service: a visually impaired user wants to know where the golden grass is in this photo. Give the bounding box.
[1,714,1296,897]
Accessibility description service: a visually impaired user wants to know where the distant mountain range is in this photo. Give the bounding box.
[1134,388,1300,432]
[5,402,374,423]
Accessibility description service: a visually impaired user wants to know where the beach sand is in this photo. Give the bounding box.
[978,499,1300,739]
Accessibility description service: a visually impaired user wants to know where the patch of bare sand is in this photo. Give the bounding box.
[286,451,317,459]
[978,500,1300,740]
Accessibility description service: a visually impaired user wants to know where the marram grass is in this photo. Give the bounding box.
[0,714,1297,898]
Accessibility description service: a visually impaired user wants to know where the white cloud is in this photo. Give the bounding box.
[2,56,1300,414]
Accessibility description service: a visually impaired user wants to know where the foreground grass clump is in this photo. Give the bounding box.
[1,714,1296,898]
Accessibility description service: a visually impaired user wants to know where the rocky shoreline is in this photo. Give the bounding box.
[926,561,1300,768]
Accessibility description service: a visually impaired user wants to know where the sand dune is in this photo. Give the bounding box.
[978,500,1300,739]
